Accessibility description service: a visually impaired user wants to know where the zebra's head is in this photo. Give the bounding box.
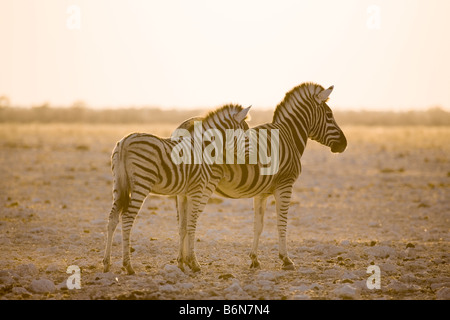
[308,84,347,153]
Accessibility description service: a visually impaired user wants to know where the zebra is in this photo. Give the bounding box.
[174,82,347,270]
[102,104,251,274]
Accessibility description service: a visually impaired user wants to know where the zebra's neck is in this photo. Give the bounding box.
[272,99,311,156]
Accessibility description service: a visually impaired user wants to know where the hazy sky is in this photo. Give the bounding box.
[1,0,449,110]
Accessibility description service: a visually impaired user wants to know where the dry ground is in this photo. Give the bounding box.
[0,123,449,300]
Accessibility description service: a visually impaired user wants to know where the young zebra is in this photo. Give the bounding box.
[174,82,347,270]
[103,104,251,274]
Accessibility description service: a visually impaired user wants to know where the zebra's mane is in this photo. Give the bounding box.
[175,104,245,133]
[272,82,325,122]
[203,104,244,122]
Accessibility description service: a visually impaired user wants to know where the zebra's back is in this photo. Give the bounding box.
[114,132,193,196]
[215,123,302,198]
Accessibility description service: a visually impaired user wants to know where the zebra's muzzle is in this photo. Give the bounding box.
[330,137,347,153]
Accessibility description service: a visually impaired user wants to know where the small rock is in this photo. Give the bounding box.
[432,258,445,265]
[322,268,342,278]
[225,279,245,294]
[334,284,359,299]
[29,278,56,293]
[257,271,277,281]
[404,247,418,259]
[436,287,450,300]
[219,273,235,280]
[0,270,15,286]
[380,262,397,273]
[159,264,185,281]
[404,260,427,272]
[178,282,194,290]
[45,263,61,273]
[257,280,274,288]
[353,280,369,290]
[12,286,31,296]
[342,271,358,280]
[399,273,419,284]
[309,283,322,290]
[340,240,351,246]
[243,284,258,292]
[297,267,315,275]
[163,264,182,274]
[56,280,68,290]
[290,284,310,292]
[431,282,450,291]
[160,284,177,293]
[406,243,415,249]
[388,280,409,293]
[366,246,396,259]
[16,264,39,277]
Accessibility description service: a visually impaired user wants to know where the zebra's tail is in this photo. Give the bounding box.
[111,137,131,215]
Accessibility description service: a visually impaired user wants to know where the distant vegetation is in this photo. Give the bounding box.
[0,103,449,126]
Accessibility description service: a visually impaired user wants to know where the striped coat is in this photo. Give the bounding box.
[103,104,251,274]
[175,82,347,270]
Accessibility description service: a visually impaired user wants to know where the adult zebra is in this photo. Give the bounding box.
[102,104,251,274]
[175,82,347,271]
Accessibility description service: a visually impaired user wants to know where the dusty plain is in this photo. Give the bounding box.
[0,123,448,300]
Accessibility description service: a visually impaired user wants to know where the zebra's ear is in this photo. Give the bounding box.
[234,106,251,123]
[315,85,334,104]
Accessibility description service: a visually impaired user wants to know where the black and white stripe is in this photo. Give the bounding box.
[103,104,251,274]
[175,82,347,270]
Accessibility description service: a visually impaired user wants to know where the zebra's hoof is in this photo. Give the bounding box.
[103,263,110,273]
[123,263,136,275]
[186,261,201,273]
[191,266,202,273]
[280,255,295,270]
[188,263,201,273]
[185,256,201,273]
[282,263,296,271]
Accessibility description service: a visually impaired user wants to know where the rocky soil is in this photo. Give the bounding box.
[0,124,448,300]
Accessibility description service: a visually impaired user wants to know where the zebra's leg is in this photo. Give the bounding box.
[183,170,223,272]
[274,185,295,270]
[176,195,188,271]
[249,194,268,269]
[184,196,202,272]
[103,201,121,272]
[121,191,147,275]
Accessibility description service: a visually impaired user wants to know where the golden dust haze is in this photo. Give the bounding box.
[0,0,449,111]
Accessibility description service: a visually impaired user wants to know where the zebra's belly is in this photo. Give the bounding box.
[151,180,189,196]
[214,164,275,199]
[214,185,266,199]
